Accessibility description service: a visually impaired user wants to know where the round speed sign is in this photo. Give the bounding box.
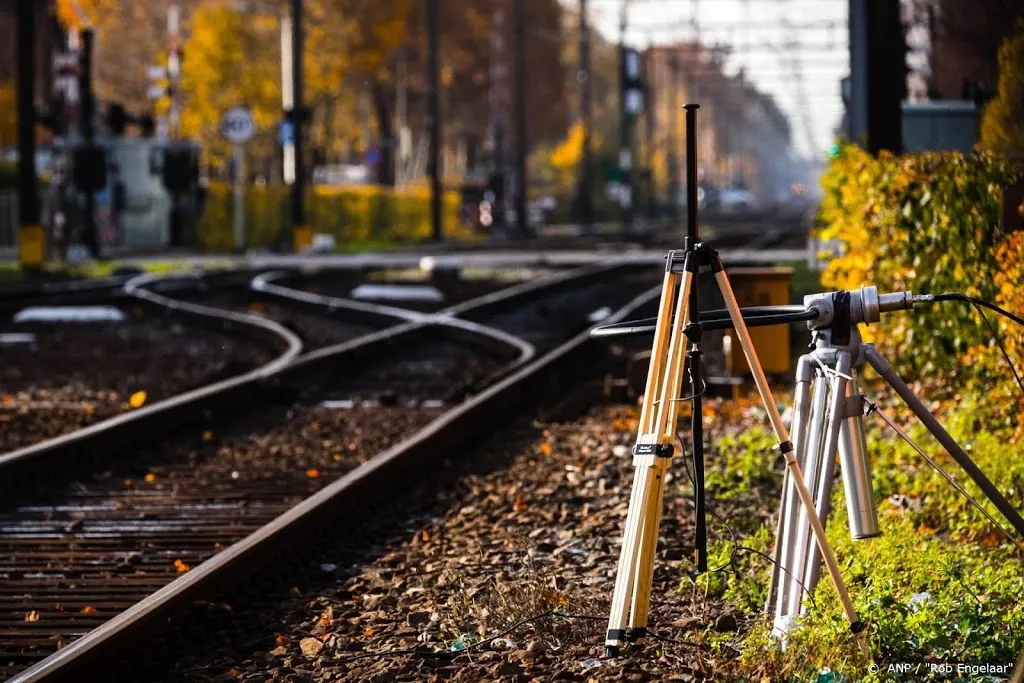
[221,106,255,144]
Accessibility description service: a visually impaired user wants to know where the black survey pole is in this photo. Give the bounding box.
[291,0,309,252]
[683,102,707,573]
[427,0,442,241]
[577,0,593,231]
[78,28,99,259]
[16,0,43,268]
[513,0,529,238]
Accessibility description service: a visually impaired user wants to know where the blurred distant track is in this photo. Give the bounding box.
[0,260,659,682]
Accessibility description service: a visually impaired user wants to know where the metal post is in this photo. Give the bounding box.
[668,51,680,222]
[78,28,99,259]
[427,0,442,241]
[290,0,309,253]
[16,0,44,268]
[618,0,634,232]
[167,2,181,140]
[513,0,529,238]
[578,0,593,232]
[233,143,245,252]
[864,0,903,154]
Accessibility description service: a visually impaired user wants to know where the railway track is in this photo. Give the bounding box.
[0,260,657,681]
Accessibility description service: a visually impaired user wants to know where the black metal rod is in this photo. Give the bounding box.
[291,0,305,236]
[683,103,699,244]
[513,0,528,238]
[427,0,442,241]
[589,308,817,338]
[688,346,707,573]
[16,0,40,234]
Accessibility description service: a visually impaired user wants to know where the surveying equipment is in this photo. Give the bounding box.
[767,287,1024,638]
[589,103,1024,659]
[593,104,863,658]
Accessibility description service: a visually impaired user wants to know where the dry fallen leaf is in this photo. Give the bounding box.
[981,531,1001,548]
[513,496,529,513]
[128,391,147,409]
[363,626,375,637]
[300,637,323,658]
[420,529,431,542]
[317,606,333,628]
[202,430,214,441]
[332,453,342,462]
[123,479,133,487]
[174,559,191,573]
[306,468,321,479]
[144,473,157,483]
[24,610,40,622]
[1,394,13,406]
[227,668,242,678]
[539,441,553,456]
[274,634,290,647]
[80,605,97,615]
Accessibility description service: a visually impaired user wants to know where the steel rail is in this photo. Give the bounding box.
[251,261,634,370]
[8,276,662,683]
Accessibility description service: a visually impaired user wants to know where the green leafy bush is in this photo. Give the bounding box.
[980,26,1024,158]
[196,182,469,252]
[817,145,1024,428]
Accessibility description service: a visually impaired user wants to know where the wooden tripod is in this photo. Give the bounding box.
[602,245,864,656]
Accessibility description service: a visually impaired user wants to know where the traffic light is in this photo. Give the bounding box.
[620,47,645,117]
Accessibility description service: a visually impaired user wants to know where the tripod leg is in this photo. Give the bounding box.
[627,453,671,644]
[628,271,694,644]
[865,345,1024,539]
[801,351,852,612]
[838,370,880,540]
[769,355,813,617]
[780,365,828,628]
[606,266,692,656]
[712,264,863,637]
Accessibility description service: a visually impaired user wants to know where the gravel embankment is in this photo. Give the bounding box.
[0,314,276,452]
[154,399,774,682]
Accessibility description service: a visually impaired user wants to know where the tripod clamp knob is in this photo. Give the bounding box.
[632,443,675,458]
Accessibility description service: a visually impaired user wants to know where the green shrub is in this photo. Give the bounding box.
[817,145,1024,428]
[714,417,1024,682]
[979,26,1024,158]
[196,182,469,252]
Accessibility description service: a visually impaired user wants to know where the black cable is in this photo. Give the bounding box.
[675,432,819,610]
[934,292,1024,397]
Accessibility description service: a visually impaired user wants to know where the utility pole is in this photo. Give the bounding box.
[618,0,636,232]
[78,28,99,259]
[488,6,508,234]
[167,2,181,140]
[644,40,656,221]
[427,0,442,241]
[668,49,680,221]
[289,0,309,252]
[513,0,529,238]
[865,0,904,154]
[16,0,43,268]
[577,0,593,232]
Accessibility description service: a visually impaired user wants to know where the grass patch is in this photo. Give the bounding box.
[712,395,1024,682]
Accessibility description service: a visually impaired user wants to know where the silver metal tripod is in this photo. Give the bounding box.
[768,286,1024,640]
